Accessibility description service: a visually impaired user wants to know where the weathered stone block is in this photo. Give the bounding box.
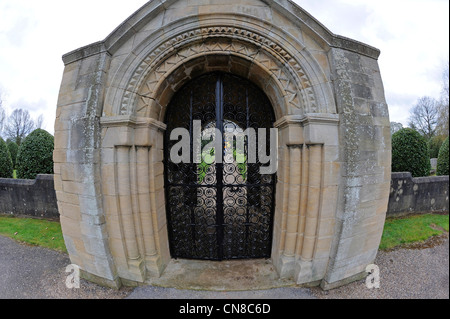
[55,0,390,291]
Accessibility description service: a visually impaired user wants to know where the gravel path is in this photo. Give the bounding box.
[0,235,132,299]
[1,234,448,299]
[311,234,449,299]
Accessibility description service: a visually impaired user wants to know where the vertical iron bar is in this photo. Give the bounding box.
[245,87,250,255]
[189,89,196,255]
[216,74,224,261]
[164,72,276,261]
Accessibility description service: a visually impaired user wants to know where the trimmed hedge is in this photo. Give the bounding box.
[0,137,13,178]
[428,135,446,159]
[6,140,19,169]
[16,129,54,180]
[391,128,431,177]
[437,137,449,176]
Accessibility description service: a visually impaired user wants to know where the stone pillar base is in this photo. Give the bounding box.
[121,258,146,283]
[145,255,164,278]
[277,255,296,279]
[295,259,313,284]
[80,270,122,290]
[320,271,367,291]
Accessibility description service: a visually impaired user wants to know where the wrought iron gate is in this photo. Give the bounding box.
[164,72,276,261]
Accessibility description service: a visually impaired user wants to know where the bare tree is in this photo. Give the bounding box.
[3,109,36,145]
[0,108,5,137]
[390,122,404,135]
[408,96,439,140]
[0,90,5,136]
[35,114,44,129]
[437,62,449,136]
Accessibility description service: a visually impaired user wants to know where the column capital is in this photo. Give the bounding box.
[274,114,340,129]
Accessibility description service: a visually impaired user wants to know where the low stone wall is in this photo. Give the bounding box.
[0,175,59,220]
[388,172,449,217]
[1,172,448,220]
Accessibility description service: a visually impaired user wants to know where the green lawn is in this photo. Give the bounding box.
[0,213,448,255]
[0,215,67,253]
[380,213,449,251]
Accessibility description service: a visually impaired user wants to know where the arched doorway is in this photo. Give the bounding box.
[164,72,277,261]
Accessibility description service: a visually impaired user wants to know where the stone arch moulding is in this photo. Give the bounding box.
[55,0,391,291]
[108,16,335,120]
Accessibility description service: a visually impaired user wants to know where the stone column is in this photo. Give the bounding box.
[273,118,305,278]
[116,145,146,282]
[295,143,309,256]
[283,146,302,257]
[136,146,157,257]
[301,144,322,261]
[136,146,161,276]
[295,144,323,284]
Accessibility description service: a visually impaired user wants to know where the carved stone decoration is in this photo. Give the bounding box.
[55,0,391,291]
[119,26,318,117]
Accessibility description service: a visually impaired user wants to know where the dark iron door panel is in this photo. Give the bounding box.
[164,72,276,261]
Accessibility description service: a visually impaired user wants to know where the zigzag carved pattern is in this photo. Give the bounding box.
[120,26,317,115]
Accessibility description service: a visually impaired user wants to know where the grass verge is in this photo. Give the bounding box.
[0,213,448,255]
[380,213,449,251]
[0,215,67,253]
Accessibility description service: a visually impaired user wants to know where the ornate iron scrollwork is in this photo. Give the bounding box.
[164,72,276,261]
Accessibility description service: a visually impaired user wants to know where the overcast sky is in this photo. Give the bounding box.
[0,0,449,134]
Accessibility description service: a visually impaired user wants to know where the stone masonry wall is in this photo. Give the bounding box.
[1,173,447,221]
[388,172,449,217]
[322,47,392,289]
[0,175,59,219]
[53,0,391,289]
[54,47,120,288]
